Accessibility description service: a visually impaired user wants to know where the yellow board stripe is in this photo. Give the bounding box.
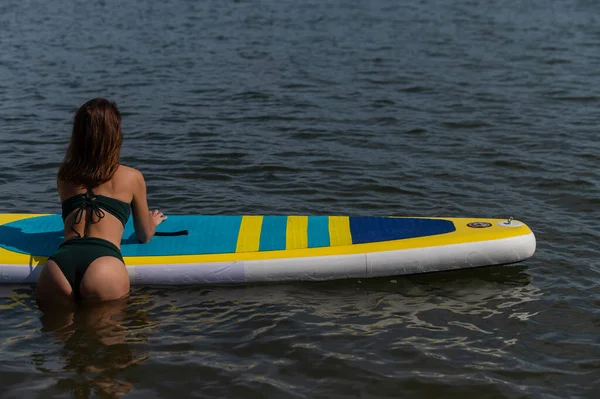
[236,215,263,253]
[286,216,308,250]
[329,216,352,246]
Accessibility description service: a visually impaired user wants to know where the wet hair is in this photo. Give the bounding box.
[58,98,122,187]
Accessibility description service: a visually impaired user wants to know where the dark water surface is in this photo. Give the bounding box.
[1,0,599,397]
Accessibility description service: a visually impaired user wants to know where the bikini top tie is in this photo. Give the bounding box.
[61,189,131,238]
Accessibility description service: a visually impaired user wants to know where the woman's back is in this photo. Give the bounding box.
[59,165,135,248]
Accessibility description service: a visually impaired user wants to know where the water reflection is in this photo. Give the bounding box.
[35,290,155,398]
[2,265,540,398]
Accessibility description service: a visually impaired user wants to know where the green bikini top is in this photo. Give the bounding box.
[62,190,131,237]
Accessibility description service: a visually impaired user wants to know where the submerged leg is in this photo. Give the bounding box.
[36,260,74,308]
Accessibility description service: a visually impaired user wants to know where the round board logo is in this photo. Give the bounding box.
[467,221,492,228]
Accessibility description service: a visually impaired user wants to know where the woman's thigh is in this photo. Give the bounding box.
[36,260,73,306]
[79,257,130,301]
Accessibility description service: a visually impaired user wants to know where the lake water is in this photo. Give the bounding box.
[0,0,598,397]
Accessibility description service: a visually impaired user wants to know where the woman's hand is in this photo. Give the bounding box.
[150,209,167,226]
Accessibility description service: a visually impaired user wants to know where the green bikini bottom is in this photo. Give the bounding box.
[48,237,124,299]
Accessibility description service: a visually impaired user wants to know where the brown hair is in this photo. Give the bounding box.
[58,98,123,187]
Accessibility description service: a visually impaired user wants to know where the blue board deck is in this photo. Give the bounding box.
[0,215,455,257]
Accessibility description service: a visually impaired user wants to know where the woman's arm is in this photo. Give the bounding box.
[131,169,165,243]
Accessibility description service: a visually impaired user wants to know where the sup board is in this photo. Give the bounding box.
[0,214,535,285]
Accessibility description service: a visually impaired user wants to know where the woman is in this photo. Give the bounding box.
[36,98,166,304]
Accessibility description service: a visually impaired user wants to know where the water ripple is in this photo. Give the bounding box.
[1,0,599,397]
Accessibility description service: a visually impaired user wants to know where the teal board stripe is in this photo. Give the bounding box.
[0,215,245,257]
[307,216,330,248]
[259,216,287,251]
[0,215,63,256]
[123,215,244,256]
[171,215,242,255]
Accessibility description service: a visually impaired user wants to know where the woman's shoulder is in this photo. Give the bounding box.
[107,165,144,202]
[115,164,144,182]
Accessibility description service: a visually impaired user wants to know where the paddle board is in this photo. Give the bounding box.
[0,214,536,285]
